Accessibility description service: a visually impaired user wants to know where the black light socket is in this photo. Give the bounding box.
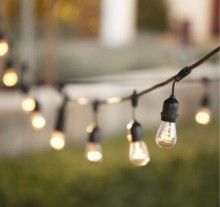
[200,94,210,107]
[4,59,13,69]
[128,121,144,142]
[161,95,179,122]
[55,103,66,132]
[88,125,101,143]
[20,83,30,94]
[0,31,4,40]
[33,100,40,112]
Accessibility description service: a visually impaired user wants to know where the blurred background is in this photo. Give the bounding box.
[0,0,219,206]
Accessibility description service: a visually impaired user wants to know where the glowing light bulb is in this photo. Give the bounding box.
[129,140,150,166]
[21,96,36,112]
[2,68,18,87]
[85,122,103,163]
[127,120,134,142]
[195,107,211,125]
[31,112,46,130]
[127,120,150,166]
[85,142,103,162]
[50,131,65,150]
[0,40,9,56]
[156,121,177,148]
[156,95,179,148]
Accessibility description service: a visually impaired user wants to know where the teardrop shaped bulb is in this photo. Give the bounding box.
[2,68,18,87]
[31,112,46,130]
[195,107,211,125]
[156,121,177,148]
[129,141,150,166]
[0,40,9,56]
[21,96,36,112]
[50,131,65,150]
[85,143,103,163]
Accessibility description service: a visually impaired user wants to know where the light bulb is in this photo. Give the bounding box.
[156,95,179,148]
[0,40,9,56]
[31,112,46,130]
[50,131,65,150]
[195,107,211,125]
[21,96,36,112]
[156,121,177,148]
[2,68,18,87]
[127,120,134,142]
[129,141,150,166]
[85,143,103,162]
[85,123,102,163]
[127,120,150,166]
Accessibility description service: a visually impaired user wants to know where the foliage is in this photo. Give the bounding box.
[0,121,218,207]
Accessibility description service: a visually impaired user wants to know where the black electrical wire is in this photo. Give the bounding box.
[93,46,220,105]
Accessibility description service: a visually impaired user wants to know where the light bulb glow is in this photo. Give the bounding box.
[129,141,150,166]
[31,112,46,130]
[21,96,36,112]
[195,107,211,125]
[2,69,18,87]
[126,120,134,142]
[50,131,65,150]
[0,40,9,56]
[86,143,103,162]
[156,121,177,148]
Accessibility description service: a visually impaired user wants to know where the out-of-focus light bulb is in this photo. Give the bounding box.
[21,96,36,112]
[86,142,103,162]
[85,123,103,163]
[156,121,177,148]
[195,107,211,125]
[2,68,18,87]
[129,140,150,166]
[0,40,9,56]
[127,120,134,142]
[31,112,46,130]
[50,131,65,150]
[127,120,150,166]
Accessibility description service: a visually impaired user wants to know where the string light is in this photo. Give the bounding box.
[85,101,103,163]
[155,80,179,148]
[127,91,150,166]
[20,83,36,112]
[195,78,211,125]
[86,123,103,162]
[50,98,67,150]
[2,59,18,87]
[22,96,36,112]
[31,100,46,130]
[50,131,65,150]
[0,42,219,165]
[0,32,9,56]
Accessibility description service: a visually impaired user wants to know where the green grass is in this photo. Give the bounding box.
[0,120,218,207]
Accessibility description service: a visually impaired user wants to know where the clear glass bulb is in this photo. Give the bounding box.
[2,69,18,87]
[126,120,134,142]
[156,121,177,148]
[21,96,36,112]
[50,131,65,150]
[195,107,211,125]
[129,141,150,166]
[31,112,46,130]
[0,40,9,56]
[85,143,103,162]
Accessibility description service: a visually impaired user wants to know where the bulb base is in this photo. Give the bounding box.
[161,96,179,122]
